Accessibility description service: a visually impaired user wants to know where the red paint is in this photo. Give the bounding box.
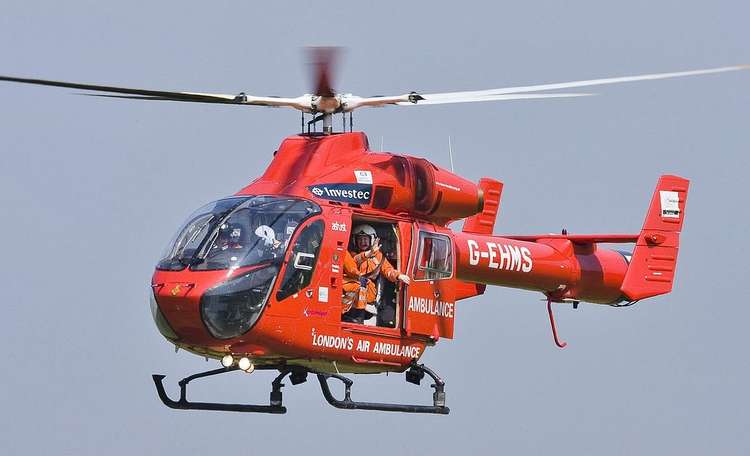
[150,133,689,373]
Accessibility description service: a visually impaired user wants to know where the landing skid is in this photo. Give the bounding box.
[152,362,449,415]
[152,365,288,414]
[317,363,449,414]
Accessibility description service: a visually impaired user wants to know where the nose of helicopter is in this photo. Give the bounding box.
[149,263,280,347]
[149,278,211,345]
[149,284,179,341]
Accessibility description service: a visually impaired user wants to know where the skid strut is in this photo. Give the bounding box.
[317,362,449,414]
[152,362,450,415]
[152,365,289,414]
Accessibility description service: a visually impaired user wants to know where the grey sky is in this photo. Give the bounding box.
[1,1,748,455]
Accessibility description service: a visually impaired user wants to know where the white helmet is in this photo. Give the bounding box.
[254,225,277,246]
[352,224,377,248]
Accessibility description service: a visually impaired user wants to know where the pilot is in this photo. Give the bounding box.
[248,224,284,261]
[342,224,410,324]
[255,225,282,250]
[215,223,244,250]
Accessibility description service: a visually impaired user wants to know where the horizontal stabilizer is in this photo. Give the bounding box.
[505,234,639,244]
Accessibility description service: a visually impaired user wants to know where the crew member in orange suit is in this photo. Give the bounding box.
[342,224,410,324]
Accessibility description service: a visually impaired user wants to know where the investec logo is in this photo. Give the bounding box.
[319,187,370,200]
[307,183,372,204]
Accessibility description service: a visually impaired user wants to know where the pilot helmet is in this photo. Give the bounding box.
[219,222,243,245]
[352,224,377,250]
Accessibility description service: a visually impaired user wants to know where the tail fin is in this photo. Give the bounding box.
[462,178,503,235]
[620,175,690,301]
[456,178,502,301]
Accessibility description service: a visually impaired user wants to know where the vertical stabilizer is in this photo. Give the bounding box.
[620,175,690,301]
[462,178,503,235]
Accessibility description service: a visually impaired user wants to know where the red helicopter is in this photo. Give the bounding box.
[2,50,745,415]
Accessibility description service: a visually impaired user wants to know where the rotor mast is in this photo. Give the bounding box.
[322,113,333,134]
[305,94,341,134]
[309,47,339,135]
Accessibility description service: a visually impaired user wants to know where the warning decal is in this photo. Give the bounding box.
[659,190,680,218]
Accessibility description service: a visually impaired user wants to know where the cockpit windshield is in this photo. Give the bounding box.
[157,196,321,271]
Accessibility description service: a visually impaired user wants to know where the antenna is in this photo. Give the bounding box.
[380,136,384,151]
[448,136,455,172]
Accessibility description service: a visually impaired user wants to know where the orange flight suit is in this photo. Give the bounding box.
[342,250,400,312]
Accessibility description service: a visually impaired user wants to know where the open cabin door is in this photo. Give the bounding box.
[404,224,456,339]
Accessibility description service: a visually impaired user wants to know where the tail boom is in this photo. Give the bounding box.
[453,232,630,304]
[452,175,689,304]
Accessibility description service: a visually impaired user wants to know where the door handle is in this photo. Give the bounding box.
[293,252,315,270]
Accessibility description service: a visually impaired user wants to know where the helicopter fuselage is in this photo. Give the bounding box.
[150,132,687,374]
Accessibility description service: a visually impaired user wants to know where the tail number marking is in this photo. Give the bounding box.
[468,240,532,272]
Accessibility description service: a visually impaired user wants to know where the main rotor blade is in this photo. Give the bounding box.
[398,92,594,105]
[308,46,340,97]
[0,74,314,110]
[343,64,747,111]
[415,65,749,101]
[343,92,593,110]
[0,75,242,103]
[79,93,230,103]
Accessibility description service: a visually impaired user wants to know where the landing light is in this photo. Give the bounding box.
[238,357,255,373]
[221,355,234,368]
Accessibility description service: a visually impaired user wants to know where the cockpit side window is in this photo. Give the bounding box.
[157,197,248,271]
[414,231,453,280]
[156,196,320,272]
[276,220,324,301]
[194,197,318,271]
